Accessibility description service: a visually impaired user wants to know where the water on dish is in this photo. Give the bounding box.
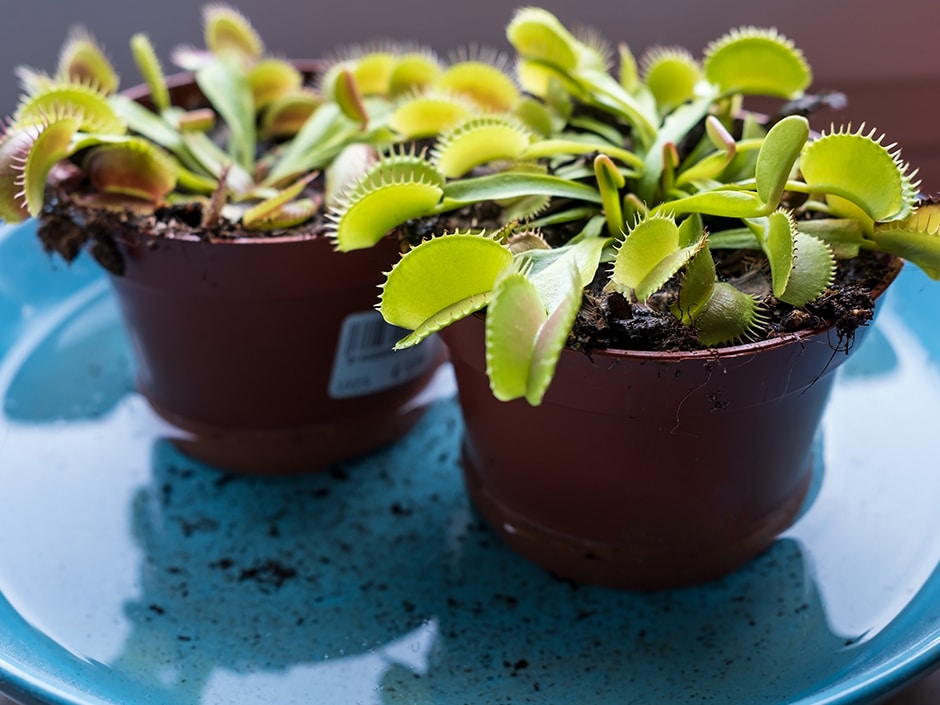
[0,246,939,704]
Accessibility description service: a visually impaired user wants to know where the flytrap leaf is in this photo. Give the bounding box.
[84,138,178,202]
[13,82,126,135]
[692,282,766,346]
[431,115,533,178]
[196,56,256,171]
[22,119,81,217]
[388,92,474,139]
[506,7,581,72]
[800,127,918,224]
[433,61,520,112]
[485,265,583,405]
[755,115,809,208]
[242,174,317,229]
[761,210,796,298]
[703,27,811,99]
[248,59,302,110]
[388,52,443,97]
[776,231,836,306]
[754,209,835,304]
[260,89,322,139]
[330,152,445,251]
[56,28,120,94]
[130,33,170,113]
[0,130,34,222]
[611,214,705,300]
[872,202,940,278]
[642,47,702,114]
[522,235,610,312]
[380,232,514,346]
[203,3,264,64]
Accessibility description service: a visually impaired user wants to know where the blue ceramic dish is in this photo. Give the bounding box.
[0,220,938,705]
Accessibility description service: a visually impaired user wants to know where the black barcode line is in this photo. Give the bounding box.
[343,314,405,360]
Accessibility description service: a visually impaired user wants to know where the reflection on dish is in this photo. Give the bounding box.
[1,220,939,705]
[787,300,940,642]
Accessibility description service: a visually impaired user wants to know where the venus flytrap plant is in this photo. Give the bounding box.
[0,4,520,258]
[329,7,940,406]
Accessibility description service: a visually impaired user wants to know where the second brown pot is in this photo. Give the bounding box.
[441,259,901,589]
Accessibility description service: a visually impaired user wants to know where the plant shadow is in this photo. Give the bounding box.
[105,402,857,704]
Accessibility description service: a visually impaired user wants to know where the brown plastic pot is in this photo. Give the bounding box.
[441,258,903,590]
[109,230,443,475]
[89,66,444,474]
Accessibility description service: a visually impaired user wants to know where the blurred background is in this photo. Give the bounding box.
[2,0,939,191]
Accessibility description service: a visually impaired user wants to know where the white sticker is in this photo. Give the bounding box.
[328,310,441,399]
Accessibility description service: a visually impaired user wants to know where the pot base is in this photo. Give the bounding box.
[461,443,813,591]
[142,363,449,476]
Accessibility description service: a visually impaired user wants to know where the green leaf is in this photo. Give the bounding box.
[334,68,368,128]
[610,213,681,297]
[265,103,350,185]
[871,202,940,278]
[248,58,302,110]
[260,89,322,139]
[523,236,610,312]
[380,232,514,343]
[642,47,702,114]
[796,218,866,259]
[485,264,582,405]
[755,115,809,208]
[777,232,836,306]
[594,153,625,236]
[432,115,532,178]
[637,92,715,200]
[800,126,918,223]
[433,61,520,112]
[13,83,126,135]
[203,4,264,64]
[760,211,796,298]
[506,7,581,72]
[526,272,582,405]
[653,188,765,219]
[195,57,256,171]
[485,271,547,401]
[388,92,474,139]
[22,119,80,217]
[677,212,704,247]
[330,152,446,251]
[84,138,178,202]
[56,28,120,94]
[0,130,33,222]
[243,198,319,231]
[442,172,602,208]
[673,245,716,324]
[109,94,183,151]
[387,52,444,97]
[693,282,766,346]
[242,174,315,228]
[703,27,811,99]
[130,33,170,113]
[179,131,253,193]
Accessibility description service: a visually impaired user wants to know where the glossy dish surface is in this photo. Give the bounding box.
[0,220,939,705]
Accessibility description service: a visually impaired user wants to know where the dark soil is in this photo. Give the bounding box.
[397,204,898,354]
[568,249,895,353]
[35,167,333,277]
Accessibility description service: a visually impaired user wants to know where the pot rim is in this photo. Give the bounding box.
[580,254,904,363]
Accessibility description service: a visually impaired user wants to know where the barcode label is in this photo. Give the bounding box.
[328,310,441,399]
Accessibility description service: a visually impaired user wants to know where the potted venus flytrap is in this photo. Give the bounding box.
[0,5,521,474]
[328,8,940,588]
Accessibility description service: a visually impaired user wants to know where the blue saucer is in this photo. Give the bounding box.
[1,220,939,705]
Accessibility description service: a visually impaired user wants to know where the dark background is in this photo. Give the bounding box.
[2,0,939,190]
